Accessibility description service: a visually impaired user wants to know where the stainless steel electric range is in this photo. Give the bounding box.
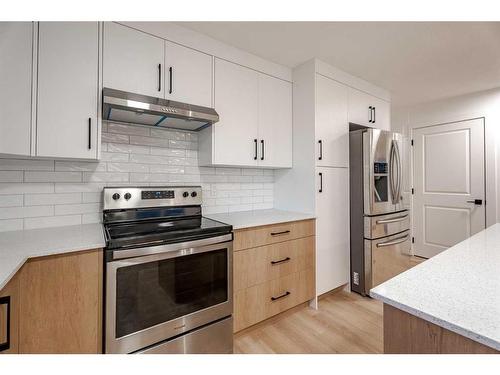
[102,186,233,354]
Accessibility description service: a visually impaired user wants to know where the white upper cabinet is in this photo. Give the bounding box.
[258,74,292,168]
[348,87,390,130]
[212,58,259,166]
[315,74,349,168]
[104,22,164,98]
[36,22,100,159]
[199,58,293,168]
[0,22,34,156]
[164,41,213,107]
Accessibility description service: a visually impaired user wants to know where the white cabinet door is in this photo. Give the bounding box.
[103,22,164,98]
[348,87,391,130]
[258,74,292,168]
[372,97,391,130]
[0,22,34,156]
[315,167,349,295]
[164,41,212,107]
[348,87,374,127]
[315,74,349,168]
[213,58,259,166]
[36,22,99,159]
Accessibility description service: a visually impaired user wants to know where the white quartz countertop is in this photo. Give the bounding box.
[205,209,315,230]
[0,223,105,290]
[370,223,500,351]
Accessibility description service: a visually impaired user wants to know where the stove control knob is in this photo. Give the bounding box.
[124,192,132,200]
[191,191,198,198]
[183,191,189,198]
[112,193,120,201]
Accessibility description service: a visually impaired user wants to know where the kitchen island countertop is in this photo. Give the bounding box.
[370,223,500,351]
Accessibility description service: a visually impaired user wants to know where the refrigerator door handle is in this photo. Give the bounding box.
[376,214,409,224]
[393,140,402,204]
[389,141,396,204]
[376,234,410,248]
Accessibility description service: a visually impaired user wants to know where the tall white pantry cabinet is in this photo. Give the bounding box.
[274,59,391,304]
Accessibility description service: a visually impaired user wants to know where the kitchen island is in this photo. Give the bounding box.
[371,224,500,354]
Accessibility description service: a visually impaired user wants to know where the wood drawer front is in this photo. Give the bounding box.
[234,219,315,251]
[234,236,315,292]
[234,268,315,332]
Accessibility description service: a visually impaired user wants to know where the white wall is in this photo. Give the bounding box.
[392,87,500,227]
[0,122,274,232]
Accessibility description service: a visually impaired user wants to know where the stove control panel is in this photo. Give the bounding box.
[103,186,202,210]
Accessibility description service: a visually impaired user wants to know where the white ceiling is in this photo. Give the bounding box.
[179,22,500,106]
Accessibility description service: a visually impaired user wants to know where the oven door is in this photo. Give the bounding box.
[105,234,233,354]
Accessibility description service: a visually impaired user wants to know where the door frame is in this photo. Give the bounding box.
[409,116,489,256]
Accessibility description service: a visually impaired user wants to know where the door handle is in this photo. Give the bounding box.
[467,199,483,205]
[88,118,92,150]
[254,139,258,160]
[169,66,173,94]
[260,139,265,161]
[369,106,373,123]
[319,172,323,193]
[318,140,323,160]
[158,64,162,92]
[376,214,409,224]
[373,106,376,123]
[376,234,410,248]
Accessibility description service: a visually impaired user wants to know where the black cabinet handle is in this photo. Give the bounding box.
[319,172,323,193]
[169,66,173,94]
[88,118,92,150]
[254,139,258,160]
[373,106,376,123]
[271,257,291,265]
[318,140,323,160]
[270,230,290,236]
[260,139,265,161]
[158,64,162,92]
[271,291,291,301]
[369,106,373,123]
[0,296,11,352]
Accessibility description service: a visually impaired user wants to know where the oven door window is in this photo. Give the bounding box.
[115,248,228,338]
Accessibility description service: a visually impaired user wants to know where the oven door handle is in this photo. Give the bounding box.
[111,233,233,261]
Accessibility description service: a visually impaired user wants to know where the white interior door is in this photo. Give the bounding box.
[315,167,349,295]
[413,118,485,258]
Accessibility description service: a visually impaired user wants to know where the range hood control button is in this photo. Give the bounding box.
[183,192,189,198]
[191,192,197,198]
[124,193,132,200]
[112,193,120,200]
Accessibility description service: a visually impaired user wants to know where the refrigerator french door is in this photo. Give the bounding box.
[350,128,410,296]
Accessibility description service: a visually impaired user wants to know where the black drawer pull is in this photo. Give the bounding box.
[254,139,258,160]
[169,66,173,94]
[158,64,162,92]
[88,118,92,150]
[318,139,323,160]
[0,296,11,352]
[271,291,291,301]
[270,230,290,236]
[271,257,291,265]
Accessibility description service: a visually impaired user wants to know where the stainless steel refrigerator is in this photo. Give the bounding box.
[349,128,411,296]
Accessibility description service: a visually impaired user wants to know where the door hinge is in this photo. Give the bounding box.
[411,139,414,146]
[411,188,414,194]
[412,237,415,244]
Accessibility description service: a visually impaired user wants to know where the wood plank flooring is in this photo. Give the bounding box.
[234,290,383,354]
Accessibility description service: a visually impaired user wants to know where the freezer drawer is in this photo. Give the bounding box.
[364,230,411,292]
[364,210,409,239]
[138,317,233,354]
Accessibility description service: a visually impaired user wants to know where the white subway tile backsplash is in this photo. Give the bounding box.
[0,171,23,182]
[0,195,23,207]
[25,193,82,206]
[25,171,83,183]
[0,219,24,232]
[0,122,274,231]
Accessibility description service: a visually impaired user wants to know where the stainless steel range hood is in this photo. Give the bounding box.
[102,88,219,131]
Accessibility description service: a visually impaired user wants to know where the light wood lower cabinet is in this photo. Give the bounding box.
[0,248,102,354]
[233,220,316,332]
[0,274,20,354]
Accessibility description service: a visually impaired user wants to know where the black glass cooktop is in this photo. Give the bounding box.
[104,216,232,250]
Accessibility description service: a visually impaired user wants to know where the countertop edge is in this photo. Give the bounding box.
[370,290,500,351]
